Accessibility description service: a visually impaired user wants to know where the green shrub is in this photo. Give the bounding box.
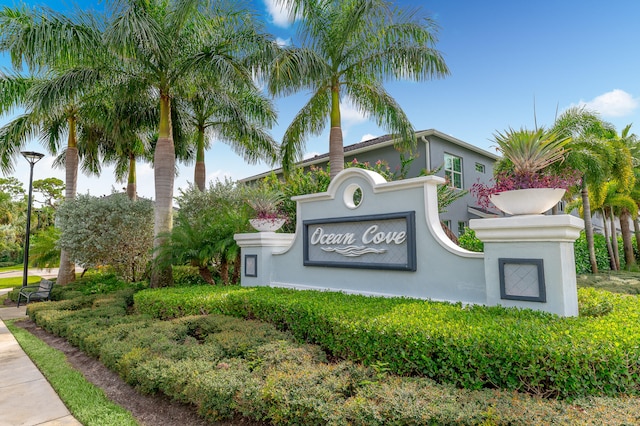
[574,232,611,274]
[172,265,209,286]
[458,227,483,252]
[578,287,616,317]
[134,285,640,398]
[27,284,640,424]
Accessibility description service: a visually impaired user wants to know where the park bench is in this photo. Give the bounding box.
[16,279,54,308]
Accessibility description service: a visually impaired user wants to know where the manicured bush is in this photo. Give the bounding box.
[134,285,640,398]
[27,284,640,424]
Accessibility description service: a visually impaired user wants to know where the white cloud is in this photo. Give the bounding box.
[360,133,377,142]
[137,162,154,176]
[275,37,290,47]
[574,89,638,117]
[263,0,295,28]
[340,98,368,125]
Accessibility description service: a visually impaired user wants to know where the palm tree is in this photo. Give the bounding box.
[80,92,159,200]
[0,6,105,284]
[0,72,97,284]
[551,107,617,273]
[182,84,277,191]
[92,0,278,286]
[613,126,637,268]
[594,182,636,270]
[270,0,449,178]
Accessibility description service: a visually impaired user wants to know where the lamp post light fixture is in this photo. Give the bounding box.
[21,151,45,288]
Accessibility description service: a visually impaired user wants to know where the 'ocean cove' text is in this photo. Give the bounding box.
[310,225,406,246]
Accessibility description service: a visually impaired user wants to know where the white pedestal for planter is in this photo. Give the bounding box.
[235,232,295,286]
[470,214,584,317]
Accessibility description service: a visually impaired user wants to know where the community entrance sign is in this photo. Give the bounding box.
[235,168,584,317]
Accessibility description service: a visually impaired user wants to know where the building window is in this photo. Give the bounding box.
[444,153,463,189]
[475,163,485,173]
[443,220,451,230]
[458,221,467,236]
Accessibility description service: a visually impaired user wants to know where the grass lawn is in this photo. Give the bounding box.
[576,270,640,294]
[0,275,41,290]
[6,320,139,426]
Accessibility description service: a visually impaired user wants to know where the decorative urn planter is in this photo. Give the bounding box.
[249,218,286,232]
[489,188,565,215]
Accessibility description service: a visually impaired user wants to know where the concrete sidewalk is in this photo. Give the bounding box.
[0,291,82,426]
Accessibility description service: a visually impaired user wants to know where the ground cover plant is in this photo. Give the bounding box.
[577,270,640,294]
[23,285,640,425]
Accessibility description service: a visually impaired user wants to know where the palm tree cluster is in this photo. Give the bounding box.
[490,107,640,273]
[0,0,447,286]
[550,108,638,273]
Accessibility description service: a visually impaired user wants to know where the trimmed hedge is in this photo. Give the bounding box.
[134,285,640,398]
[27,289,640,425]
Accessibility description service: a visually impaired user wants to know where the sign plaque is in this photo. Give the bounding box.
[303,211,416,271]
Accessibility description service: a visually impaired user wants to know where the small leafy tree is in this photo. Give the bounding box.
[166,180,252,285]
[56,193,154,282]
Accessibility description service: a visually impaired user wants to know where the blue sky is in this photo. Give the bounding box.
[4,0,640,200]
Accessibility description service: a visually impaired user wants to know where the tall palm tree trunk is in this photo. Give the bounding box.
[581,180,598,273]
[601,209,616,270]
[220,258,229,285]
[194,129,206,191]
[150,94,175,288]
[57,117,78,285]
[328,84,343,179]
[127,153,137,201]
[634,218,640,261]
[610,206,620,270]
[620,208,636,269]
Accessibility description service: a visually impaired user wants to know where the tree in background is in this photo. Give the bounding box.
[183,81,278,192]
[0,176,63,265]
[551,107,618,274]
[271,0,449,178]
[91,0,277,287]
[56,193,154,282]
[0,5,106,284]
[0,177,25,263]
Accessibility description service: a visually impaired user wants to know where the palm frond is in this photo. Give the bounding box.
[347,81,415,150]
[0,114,41,173]
[281,89,331,175]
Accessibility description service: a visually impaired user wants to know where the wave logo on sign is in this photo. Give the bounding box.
[321,245,387,257]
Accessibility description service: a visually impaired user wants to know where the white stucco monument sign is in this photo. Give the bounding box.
[235,168,584,316]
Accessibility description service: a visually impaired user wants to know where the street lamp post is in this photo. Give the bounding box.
[21,151,44,288]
